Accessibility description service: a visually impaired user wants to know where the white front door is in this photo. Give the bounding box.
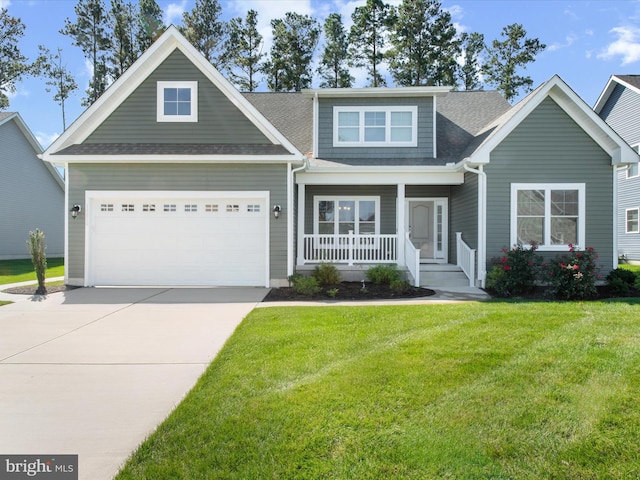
[407,198,447,262]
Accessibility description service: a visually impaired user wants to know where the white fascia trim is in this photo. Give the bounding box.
[301,86,452,98]
[46,26,303,158]
[594,75,640,113]
[42,155,306,164]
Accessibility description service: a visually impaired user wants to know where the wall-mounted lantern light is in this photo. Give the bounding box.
[70,204,82,219]
[272,205,282,219]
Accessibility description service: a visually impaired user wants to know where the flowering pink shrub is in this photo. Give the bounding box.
[544,245,598,300]
[486,243,542,297]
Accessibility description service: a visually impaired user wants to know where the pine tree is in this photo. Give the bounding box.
[61,0,112,106]
[136,0,164,53]
[388,0,459,87]
[349,0,394,87]
[318,13,353,88]
[458,32,485,90]
[223,9,264,92]
[264,13,319,92]
[0,8,39,109]
[483,23,546,101]
[181,0,226,68]
[109,0,136,77]
[39,46,78,130]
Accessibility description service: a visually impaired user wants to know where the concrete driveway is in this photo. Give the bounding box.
[0,287,268,480]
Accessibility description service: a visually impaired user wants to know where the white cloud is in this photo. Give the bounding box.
[165,1,187,26]
[36,131,60,149]
[548,33,578,52]
[598,25,640,65]
[0,0,10,9]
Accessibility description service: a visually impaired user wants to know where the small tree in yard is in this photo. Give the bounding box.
[26,229,47,295]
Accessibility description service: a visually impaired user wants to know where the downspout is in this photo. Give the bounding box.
[463,162,487,287]
[288,156,309,278]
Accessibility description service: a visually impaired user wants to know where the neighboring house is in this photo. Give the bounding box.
[594,75,640,262]
[41,27,637,288]
[0,112,64,259]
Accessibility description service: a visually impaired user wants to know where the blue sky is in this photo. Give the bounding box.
[4,0,640,148]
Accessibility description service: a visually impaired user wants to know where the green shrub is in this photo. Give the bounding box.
[606,268,636,296]
[366,264,401,285]
[291,276,321,296]
[288,273,303,287]
[390,279,411,295]
[327,288,339,298]
[26,229,47,295]
[312,263,341,286]
[544,245,599,300]
[486,243,542,297]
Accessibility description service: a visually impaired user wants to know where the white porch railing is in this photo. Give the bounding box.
[404,232,420,287]
[456,232,476,287]
[302,232,397,265]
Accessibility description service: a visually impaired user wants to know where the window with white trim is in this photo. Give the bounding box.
[333,106,417,147]
[314,196,379,235]
[157,81,198,122]
[626,208,639,233]
[511,184,585,250]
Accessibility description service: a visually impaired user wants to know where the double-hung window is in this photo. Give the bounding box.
[626,208,639,233]
[157,81,198,122]
[334,106,417,147]
[315,197,379,235]
[511,183,585,250]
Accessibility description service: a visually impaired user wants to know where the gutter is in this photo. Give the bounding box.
[463,162,487,288]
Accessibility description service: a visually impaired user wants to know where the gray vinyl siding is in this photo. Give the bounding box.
[86,50,270,145]
[0,119,64,258]
[599,84,640,146]
[317,97,434,160]
[450,172,478,266]
[486,97,614,272]
[303,185,397,234]
[617,166,640,260]
[67,163,287,282]
[598,83,640,260]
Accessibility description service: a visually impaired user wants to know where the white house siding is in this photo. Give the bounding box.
[0,118,64,259]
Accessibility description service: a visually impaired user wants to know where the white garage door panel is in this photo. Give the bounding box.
[88,195,268,286]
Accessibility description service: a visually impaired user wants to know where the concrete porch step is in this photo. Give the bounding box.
[419,264,471,288]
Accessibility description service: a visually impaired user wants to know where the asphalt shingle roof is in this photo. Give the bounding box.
[243,92,313,155]
[55,143,291,156]
[616,75,640,90]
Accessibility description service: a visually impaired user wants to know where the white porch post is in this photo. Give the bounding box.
[297,183,306,266]
[397,183,406,265]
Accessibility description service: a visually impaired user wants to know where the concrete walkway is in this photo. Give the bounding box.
[0,287,268,480]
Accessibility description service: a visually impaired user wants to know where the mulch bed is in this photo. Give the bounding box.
[263,281,435,302]
[2,285,79,296]
[487,285,640,301]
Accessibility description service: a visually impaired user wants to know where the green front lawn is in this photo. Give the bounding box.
[0,258,64,285]
[116,301,640,479]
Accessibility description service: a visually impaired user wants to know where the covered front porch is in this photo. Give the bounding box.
[294,170,480,287]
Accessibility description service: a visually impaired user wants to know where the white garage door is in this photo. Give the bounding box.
[87,192,269,286]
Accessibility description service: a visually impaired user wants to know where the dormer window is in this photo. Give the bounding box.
[333,106,417,147]
[157,81,198,122]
